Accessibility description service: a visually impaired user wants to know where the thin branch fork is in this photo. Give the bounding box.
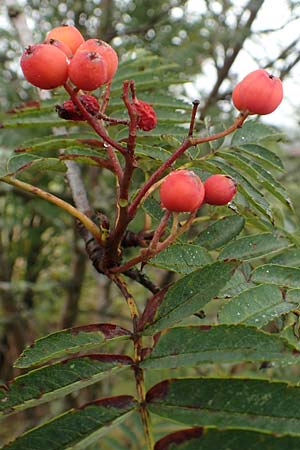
[103,81,139,268]
[110,210,197,274]
[64,82,127,155]
[122,80,138,154]
[128,111,249,221]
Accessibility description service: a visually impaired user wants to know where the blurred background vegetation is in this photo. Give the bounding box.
[1,0,300,447]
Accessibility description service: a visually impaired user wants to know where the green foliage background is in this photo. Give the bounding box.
[1,1,300,448]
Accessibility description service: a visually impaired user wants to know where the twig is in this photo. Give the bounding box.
[128,111,249,220]
[104,81,139,267]
[110,273,154,450]
[106,144,123,183]
[188,100,200,137]
[124,269,159,294]
[100,81,112,113]
[1,176,103,244]
[110,274,139,329]
[64,82,127,155]
[110,210,197,274]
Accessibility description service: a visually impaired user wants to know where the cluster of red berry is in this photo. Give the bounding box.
[160,170,237,212]
[20,25,118,91]
[20,25,158,130]
[159,67,284,213]
[19,24,283,214]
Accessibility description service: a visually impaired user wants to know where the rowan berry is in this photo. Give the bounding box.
[46,25,84,55]
[68,51,108,91]
[132,100,157,131]
[76,39,118,82]
[232,69,283,115]
[160,170,205,212]
[44,38,73,58]
[204,174,237,205]
[20,43,68,90]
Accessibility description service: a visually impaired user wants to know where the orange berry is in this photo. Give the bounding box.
[160,170,205,212]
[204,174,237,205]
[20,44,68,90]
[76,39,118,82]
[232,69,283,115]
[46,25,84,55]
[68,51,108,91]
[44,38,73,58]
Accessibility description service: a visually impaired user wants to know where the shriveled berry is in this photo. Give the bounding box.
[160,170,205,212]
[68,51,108,91]
[20,43,68,90]
[79,94,100,115]
[76,39,118,82]
[204,174,237,205]
[56,99,82,121]
[132,99,157,131]
[232,69,283,115]
[46,25,84,55]
[44,38,73,58]
[56,94,100,121]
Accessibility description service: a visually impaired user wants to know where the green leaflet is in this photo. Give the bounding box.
[15,323,131,368]
[0,355,132,416]
[221,151,293,210]
[149,243,212,274]
[219,233,291,261]
[231,120,285,146]
[154,428,300,450]
[269,248,300,267]
[251,264,300,289]
[194,215,245,250]
[146,377,300,435]
[6,154,66,175]
[140,260,238,335]
[3,396,137,450]
[15,133,103,153]
[141,324,300,369]
[210,157,274,222]
[218,284,298,327]
[233,143,284,171]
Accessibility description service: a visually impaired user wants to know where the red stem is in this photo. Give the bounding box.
[104,81,139,267]
[106,145,123,182]
[128,112,248,220]
[59,154,114,172]
[148,210,171,251]
[100,81,112,113]
[64,83,127,155]
[110,210,196,274]
[188,99,200,137]
[122,80,138,154]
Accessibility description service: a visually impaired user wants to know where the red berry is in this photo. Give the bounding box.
[76,39,118,82]
[204,174,237,205]
[68,51,108,91]
[160,170,205,212]
[232,69,283,115]
[44,38,73,58]
[20,44,68,90]
[132,99,157,131]
[46,25,84,55]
